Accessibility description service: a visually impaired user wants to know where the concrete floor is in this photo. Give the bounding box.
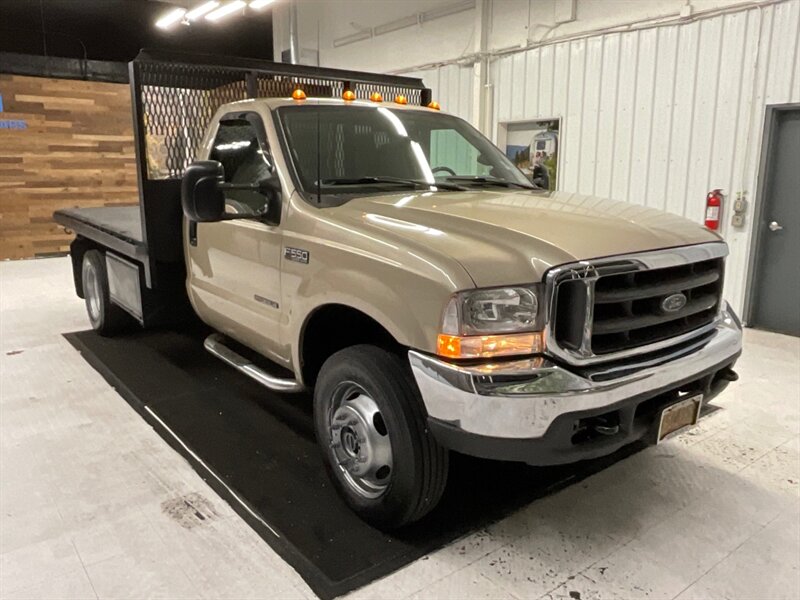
[1,256,798,600]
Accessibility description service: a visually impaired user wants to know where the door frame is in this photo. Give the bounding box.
[743,102,800,326]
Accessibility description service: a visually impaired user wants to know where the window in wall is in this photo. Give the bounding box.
[500,119,560,191]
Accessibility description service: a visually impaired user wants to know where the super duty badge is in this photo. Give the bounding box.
[284,247,309,264]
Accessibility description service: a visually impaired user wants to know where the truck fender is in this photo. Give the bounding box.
[289,267,438,380]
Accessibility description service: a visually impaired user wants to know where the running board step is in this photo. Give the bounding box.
[204,333,304,393]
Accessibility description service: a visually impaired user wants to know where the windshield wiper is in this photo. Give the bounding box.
[445,176,534,189]
[318,176,467,191]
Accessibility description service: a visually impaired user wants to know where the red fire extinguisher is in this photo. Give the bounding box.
[705,189,723,230]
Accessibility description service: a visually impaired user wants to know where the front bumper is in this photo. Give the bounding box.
[409,304,743,465]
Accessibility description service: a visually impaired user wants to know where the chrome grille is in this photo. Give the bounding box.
[590,258,723,354]
[546,243,727,365]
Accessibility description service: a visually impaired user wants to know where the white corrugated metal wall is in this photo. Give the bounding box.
[406,63,476,125]
[408,0,800,317]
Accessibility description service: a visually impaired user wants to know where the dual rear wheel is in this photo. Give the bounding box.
[81,250,130,336]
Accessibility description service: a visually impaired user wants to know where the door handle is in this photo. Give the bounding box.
[768,221,783,232]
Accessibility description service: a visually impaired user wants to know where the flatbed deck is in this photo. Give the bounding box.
[54,206,147,262]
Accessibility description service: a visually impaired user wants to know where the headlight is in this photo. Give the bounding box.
[438,285,545,359]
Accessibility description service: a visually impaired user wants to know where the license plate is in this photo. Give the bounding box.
[657,394,703,443]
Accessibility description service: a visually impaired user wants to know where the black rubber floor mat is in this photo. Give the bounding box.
[65,328,645,599]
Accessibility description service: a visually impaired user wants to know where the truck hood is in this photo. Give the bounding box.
[336,189,722,288]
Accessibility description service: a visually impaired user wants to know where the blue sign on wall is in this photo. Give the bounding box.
[0,93,29,130]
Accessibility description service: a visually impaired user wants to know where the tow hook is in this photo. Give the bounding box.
[594,423,620,436]
[717,368,739,382]
[592,415,620,436]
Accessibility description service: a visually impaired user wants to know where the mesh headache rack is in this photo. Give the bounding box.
[132,49,432,179]
[128,49,432,285]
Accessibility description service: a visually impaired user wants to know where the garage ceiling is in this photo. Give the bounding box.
[0,0,273,62]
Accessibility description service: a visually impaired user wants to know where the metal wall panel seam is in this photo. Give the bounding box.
[591,37,607,197]
[624,30,642,206]
[661,27,680,213]
[605,34,622,201]
[679,22,704,220]
[641,29,660,209]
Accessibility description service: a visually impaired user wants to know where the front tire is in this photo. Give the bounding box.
[81,250,130,336]
[313,345,448,529]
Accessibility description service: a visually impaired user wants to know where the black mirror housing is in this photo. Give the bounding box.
[182,161,225,222]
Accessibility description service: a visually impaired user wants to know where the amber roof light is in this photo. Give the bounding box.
[343,90,356,101]
[394,95,408,105]
[369,92,383,102]
[292,89,306,100]
[427,101,441,110]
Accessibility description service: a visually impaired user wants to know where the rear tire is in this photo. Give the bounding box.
[313,345,449,530]
[81,250,130,336]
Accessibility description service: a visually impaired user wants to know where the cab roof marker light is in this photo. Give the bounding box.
[369,92,383,102]
[250,0,275,8]
[156,7,186,29]
[186,1,219,20]
[342,90,356,101]
[395,95,408,105]
[206,0,246,22]
[291,89,306,100]
[427,101,441,110]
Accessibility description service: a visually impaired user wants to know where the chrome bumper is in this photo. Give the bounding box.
[409,304,742,440]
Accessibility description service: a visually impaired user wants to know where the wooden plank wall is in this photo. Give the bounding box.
[0,74,137,259]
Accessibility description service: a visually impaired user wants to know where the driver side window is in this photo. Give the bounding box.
[210,118,272,216]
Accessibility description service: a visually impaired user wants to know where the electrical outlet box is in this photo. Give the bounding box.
[732,214,745,227]
[734,198,747,213]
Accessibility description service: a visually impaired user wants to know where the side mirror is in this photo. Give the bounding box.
[182,161,225,222]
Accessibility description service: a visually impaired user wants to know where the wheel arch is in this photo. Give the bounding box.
[298,303,407,387]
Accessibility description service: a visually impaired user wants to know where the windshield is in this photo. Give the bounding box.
[276,105,534,204]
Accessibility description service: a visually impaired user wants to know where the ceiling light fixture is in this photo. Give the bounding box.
[250,0,275,9]
[186,1,220,21]
[206,0,247,22]
[155,7,187,29]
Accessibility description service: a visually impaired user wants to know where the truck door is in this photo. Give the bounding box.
[186,112,285,364]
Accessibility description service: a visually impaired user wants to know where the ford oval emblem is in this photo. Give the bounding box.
[661,292,688,313]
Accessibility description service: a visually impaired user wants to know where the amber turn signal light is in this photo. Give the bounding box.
[394,94,408,105]
[427,101,441,110]
[292,89,306,100]
[342,90,356,101]
[369,91,383,102]
[436,332,543,359]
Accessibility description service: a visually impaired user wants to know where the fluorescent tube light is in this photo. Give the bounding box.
[206,0,246,21]
[186,1,220,20]
[155,7,186,29]
[250,0,275,9]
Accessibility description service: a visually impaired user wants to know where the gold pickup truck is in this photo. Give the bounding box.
[58,80,742,529]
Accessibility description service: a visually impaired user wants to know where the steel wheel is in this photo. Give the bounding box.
[81,250,130,336]
[82,258,101,323]
[328,381,393,499]
[314,345,449,528]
